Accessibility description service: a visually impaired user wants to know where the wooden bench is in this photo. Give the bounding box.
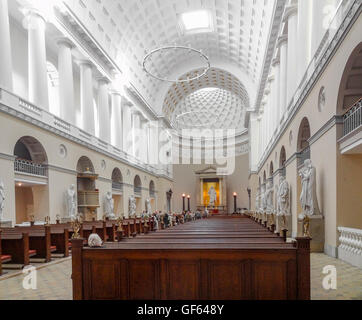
[70,216,311,300]
[0,229,32,267]
[0,231,12,275]
[15,226,55,263]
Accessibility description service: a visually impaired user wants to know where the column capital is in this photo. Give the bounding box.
[109,90,122,97]
[283,5,298,23]
[272,56,280,67]
[21,6,47,29]
[57,37,75,49]
[77,59,94,69]
[276,35,288,48]
[96,76,110,86]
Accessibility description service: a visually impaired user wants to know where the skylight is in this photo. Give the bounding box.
[179,10,213,34]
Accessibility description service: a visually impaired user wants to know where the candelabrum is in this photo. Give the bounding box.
[71,218,82,239]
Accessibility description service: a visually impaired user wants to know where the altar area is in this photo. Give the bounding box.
[195,166,228,215]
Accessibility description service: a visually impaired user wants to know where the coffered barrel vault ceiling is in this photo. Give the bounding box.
[63,0,276,117]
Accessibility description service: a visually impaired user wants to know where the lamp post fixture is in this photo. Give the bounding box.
[182,194,186,212]
[233,192,237,214]
[187,195,191,212]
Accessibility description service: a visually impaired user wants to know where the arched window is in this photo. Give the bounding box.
[112,168,123,191]
[134,175,142,195]
[47,61,60,117]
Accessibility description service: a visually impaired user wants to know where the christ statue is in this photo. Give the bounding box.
[208,186,217,206]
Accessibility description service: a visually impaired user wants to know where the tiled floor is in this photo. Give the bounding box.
[0,254,361,300]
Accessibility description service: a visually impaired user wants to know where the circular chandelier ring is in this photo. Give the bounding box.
[143,46,211,83]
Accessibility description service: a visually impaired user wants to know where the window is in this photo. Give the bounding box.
[47,61,60,116]
[179,10,214,34]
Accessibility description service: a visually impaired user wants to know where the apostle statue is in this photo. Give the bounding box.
[0,180,5,221]
[261,184,267,213]
[255,188,260,213]
[66,184,77,220]
[277,176,290,216]
[129,195,136,217]
[208,186,217,206]
[299,159,320,216]
[146,198,152,216]
[266,179,274,214]
[104,192,116,219]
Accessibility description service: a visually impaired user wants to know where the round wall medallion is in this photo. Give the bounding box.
[58,144,67,159]
[318,86,326,112]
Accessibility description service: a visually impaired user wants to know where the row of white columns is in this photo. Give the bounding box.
[0,0,154,164]
[254,0,341,163]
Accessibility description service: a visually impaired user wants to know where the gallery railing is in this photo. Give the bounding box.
[134,187,142,195]
[112,181,124,191]
[14,159,47,177]
[343,98,362,137]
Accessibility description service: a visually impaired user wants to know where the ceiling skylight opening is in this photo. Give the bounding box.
[179,10,214,35]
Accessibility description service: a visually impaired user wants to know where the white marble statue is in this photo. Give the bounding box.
[266,179,274,214]
[261,184,267,213]
[299,159,320,216]
[204,207,209,217]
[146,198,152,216]
[129,195,136,217]
[0,181,5,221]
[66,184,77,220]
[208,186,217,206]
[104,192,115,219]
[277,176,290,216]
[255,188,260,213]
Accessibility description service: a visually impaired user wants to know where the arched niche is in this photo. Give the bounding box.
[14,136,48,164]
[337,42,362,115]
[112,168,123,189]
[297,117,311,152]
[111,168,124,216]
[279,146,287,169]
[77,156,95,174]
[269,162,274,177]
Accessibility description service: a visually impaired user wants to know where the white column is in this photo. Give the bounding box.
[266,76,274,139]
[57,38,75,124]
[140,118,149,163]
[272,56,280,133]
[149,122,159,165]
[132,111,141,159]
[122,99,133,155]
[277,35,288,122]
[297,0,312,84]
[79,61,95,135]
[110,91,122,149]
[257,116,262,162]
[283,4,298,108]
[0,0,13,91]
[23,8,49,110]
[97,78,110,143]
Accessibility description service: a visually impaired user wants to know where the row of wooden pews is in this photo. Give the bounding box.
[0,216,162,275]
[71,214,311,300]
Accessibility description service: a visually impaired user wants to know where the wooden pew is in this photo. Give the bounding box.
[71,216,311,300]
[14,226,55,263]
[1,229,32,267]
[0,230,12,275]
[50,225,70,257]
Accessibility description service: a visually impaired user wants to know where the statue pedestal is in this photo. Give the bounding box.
[0,220,12,228]
[298,214,324,252]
